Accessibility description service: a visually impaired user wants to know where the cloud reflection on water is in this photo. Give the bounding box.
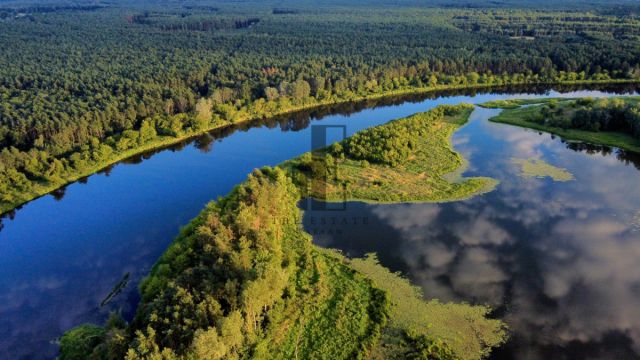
[330,109,640,358]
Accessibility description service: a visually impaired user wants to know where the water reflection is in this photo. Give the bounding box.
[304,107,640,359]
[565,142,640,171]
[1,85,638,359]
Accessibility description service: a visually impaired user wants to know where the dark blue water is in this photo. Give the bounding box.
[0,85,637,359]
[304,106,640,360]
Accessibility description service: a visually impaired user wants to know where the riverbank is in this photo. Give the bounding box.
[2,79,637,215]
[484,96,640,153]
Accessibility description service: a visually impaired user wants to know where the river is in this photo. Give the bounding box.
[0,85,638,359]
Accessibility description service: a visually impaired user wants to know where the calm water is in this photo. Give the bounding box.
[0,85,638,359]
[304,106,640,359]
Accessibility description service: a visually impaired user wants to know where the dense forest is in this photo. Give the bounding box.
[2,0,640,212]
[453,10,640,39]
[2,1,640,359]
[60,167,390,359]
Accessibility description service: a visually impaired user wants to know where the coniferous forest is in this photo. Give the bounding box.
[3,1,640,360]
[1,0,640,212]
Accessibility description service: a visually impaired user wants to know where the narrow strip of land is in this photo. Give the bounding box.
[285,104,498,203]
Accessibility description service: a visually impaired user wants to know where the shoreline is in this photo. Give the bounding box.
[2,78,638,215]
[485,97,640,153]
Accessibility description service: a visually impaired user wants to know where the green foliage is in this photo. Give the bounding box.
[403,331,457,360]
[287,104,497,203]
[59,325,107,360]
[571,98,640,137]
[67,167,389,359]
[488,96,640,153]
[192,328,227,360]
[251,250,390,360]
[63,153,504,359]
[59,103,513,358]
[59,313,130,360]
[453,9,640,41]
[341,104,473,166]
[1,1,640,214]
[130,167,304,356]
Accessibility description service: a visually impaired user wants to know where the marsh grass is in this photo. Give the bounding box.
[252,249,388,359]
[349,254,507,360]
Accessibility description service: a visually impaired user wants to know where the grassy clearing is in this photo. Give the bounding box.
[511,158,574,181]
[252,249,388,360]
[485,97,640,153]
[285,105,498,204]
[349,254,507,360]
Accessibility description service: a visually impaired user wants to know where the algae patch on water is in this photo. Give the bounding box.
[511,158,574,182]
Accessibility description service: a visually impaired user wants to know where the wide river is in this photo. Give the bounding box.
[1,85,639,359]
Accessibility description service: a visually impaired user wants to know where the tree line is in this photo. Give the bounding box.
[338,104,475,166]
[572,98,640,137]
[1,4,640,211]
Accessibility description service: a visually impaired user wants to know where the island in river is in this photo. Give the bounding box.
[59,105,507,360]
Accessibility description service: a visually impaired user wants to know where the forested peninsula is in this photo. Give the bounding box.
[484,97,640,153]
[3,1,640,213]
[286,104,498,203]
[59,105,507,360]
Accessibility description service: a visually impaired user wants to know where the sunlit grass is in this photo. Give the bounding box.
[253,249,388,359]
[349,254,507,360]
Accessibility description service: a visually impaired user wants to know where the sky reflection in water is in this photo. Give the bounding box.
[305,107,640,359]
[1,85,638,359]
